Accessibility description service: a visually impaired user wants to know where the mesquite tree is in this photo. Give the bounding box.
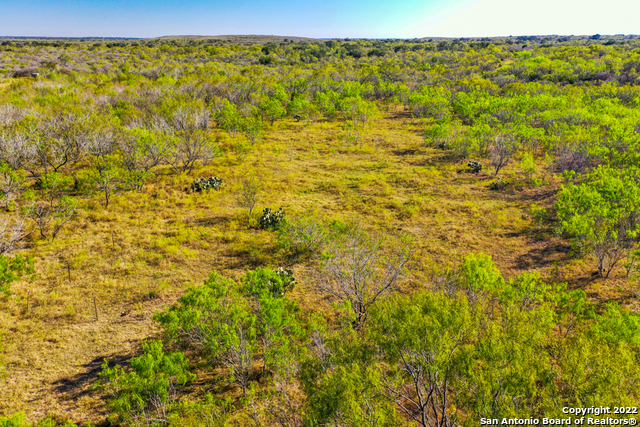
[489,134,519,176]
[314,226,411,328]
[98,340,195,426]
[557,166,640,278]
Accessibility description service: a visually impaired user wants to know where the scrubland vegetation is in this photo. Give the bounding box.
[0,34,639,426]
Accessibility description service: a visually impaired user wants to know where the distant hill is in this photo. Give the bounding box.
[153,34,321,44]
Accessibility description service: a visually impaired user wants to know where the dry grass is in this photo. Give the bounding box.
[0,105,635,423]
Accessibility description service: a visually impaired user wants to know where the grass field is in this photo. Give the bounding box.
[0,104,634,423]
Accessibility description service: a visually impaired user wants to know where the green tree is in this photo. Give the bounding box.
[423,122,450,149]
[240,269,303,375]
[431,255,558,422]
[408,86,452,120]
[119,128,168,190]
[590,302,640,347]
[155,273,258,395]
[553,334,640,409]
[89,155,123,208]
[301,329,400,427]
[243,115,264,145]
[460,302,555,422]
[457,252,505,295]
[369,291,472,427]
[557,166,640,277]
[98,340,195,426]
[339,96,379,145]
[259,97,287,126]
[214,101,244,137]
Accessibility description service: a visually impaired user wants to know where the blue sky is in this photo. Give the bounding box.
[1,0,639,38]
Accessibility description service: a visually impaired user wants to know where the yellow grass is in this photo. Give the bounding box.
[0,105,635,422]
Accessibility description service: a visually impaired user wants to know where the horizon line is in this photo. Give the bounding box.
[0,33,638,41]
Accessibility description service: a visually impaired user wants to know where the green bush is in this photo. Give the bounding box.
[0,413,77,427]
[155,270,306,394]
[241,267,295,297]
[277,213,327,259]
[167,395,233,427]
[97,340,195,426]
[154,273,257,394]
[557,166,640,277]
[0,254,34,296]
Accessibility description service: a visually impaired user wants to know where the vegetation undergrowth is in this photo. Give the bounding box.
[0,34,638,425]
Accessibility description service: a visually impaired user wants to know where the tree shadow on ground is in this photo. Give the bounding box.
[570,271,601,290]
[388,110,413,119]
[425,151,465,166]
[393,148,419,156]
[52,354,132,399]
[190,215,232,227]
[514,239,573,270]
[515,188,558,202]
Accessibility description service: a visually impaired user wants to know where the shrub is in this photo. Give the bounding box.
[241,267,296,297]
[314,226,411,328]
[0,162,25,208]
[0,254,34,296]
[191,176,222,192]
[259,55,277,66]
[424,123,450,148]
[154,273,257,395]
[236,177,261,217]
[0,215,25,255]
[23,195,79,240]
[278,213,327,259]
[557,167,640,277]
[97,340,195,426]
[0,413,77,427]
[259,207,285,230]
[167,395,233,427]
[489,135,519,176]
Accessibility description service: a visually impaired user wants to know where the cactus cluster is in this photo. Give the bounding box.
[258,207,285,229]
[489,177,509,190]
[274,267,296,294]
[467,161,482,174]
[191,177,222,192]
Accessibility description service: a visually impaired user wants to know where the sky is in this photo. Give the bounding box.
[1,0,639,39]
